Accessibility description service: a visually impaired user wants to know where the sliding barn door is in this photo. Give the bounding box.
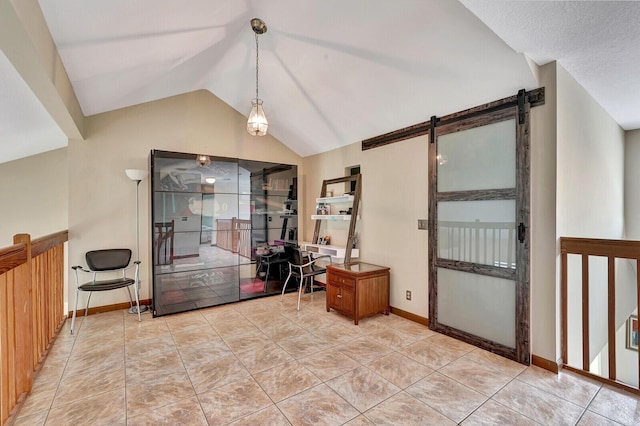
[428,97,530,364]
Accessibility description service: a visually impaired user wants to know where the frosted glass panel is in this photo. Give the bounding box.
[438,200,516,269]
[438,268,515,348]
[438,119,515,192]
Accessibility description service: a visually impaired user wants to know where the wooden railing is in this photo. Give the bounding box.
[215,218,251,259]
[0,231,68,426]
[561,237,640,394]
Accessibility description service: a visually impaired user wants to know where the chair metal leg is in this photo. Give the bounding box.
[84,292,93,317]
[281,271,293,301]
[297,277,306,311]
[70,288,79,335]
[133,284,141,322]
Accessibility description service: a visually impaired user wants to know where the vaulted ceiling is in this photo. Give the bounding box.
[1,1,638,164]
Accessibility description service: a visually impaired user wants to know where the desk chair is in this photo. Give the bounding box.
[280,246,332,310]
[254,247,288,290]
[70,249,141,334]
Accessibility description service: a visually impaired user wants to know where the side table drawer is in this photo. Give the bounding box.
[329,275,355,288]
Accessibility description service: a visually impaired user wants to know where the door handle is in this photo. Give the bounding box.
[518,222,526,243]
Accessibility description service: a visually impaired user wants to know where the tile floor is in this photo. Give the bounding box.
[13,291,640,425]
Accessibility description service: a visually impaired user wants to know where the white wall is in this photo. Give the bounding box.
[625,129,640,239]
[68,90,302,309]
[303,135,429,317]
[0,147,68,246]
[556,62,626,365]
[530,62,558,363]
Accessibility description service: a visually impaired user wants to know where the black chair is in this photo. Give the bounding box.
[280,246,332,310]
[70,249,141,334]
[254,246,288,290]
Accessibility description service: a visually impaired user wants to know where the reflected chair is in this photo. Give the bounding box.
[280,246,332,310]
[70,249,141,334]
[254,247,287,291]
[155,220,174,265]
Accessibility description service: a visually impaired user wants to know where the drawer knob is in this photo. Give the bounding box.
[337,294,342,298]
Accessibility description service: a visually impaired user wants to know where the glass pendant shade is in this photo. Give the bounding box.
[247,99,268,136]
[196,155,211,167]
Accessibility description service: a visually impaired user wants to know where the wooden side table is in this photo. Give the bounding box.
[326,262,390,325]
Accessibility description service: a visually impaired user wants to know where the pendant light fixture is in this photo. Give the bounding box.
[196,154,211,167]
[247,18,268,136]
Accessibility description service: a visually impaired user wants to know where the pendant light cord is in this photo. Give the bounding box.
[255,32,260,100]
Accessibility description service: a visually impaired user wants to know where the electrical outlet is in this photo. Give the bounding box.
[406,290,412,301]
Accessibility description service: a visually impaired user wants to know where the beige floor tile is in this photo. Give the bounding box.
[326,366,400,412]
[259,318,305,341]
[170,325,220,347]
[16,294,640,425]
[177,337,233,367]
[277,331,329,358]
[439,354,515,396]
[277,384,360,426]
[344,415,375,425]
[213,318,262,337]
[254,360,322,402]
[399,338,465,369]
[309,322,364,346]
[13,409,48,426]
[198,377,273,424]
[464,348,527,377]
[125,334,176,359]
[578,410,626,425]
[45,387,126,426]
[14,388,56,417]
[235,341,294,374]
[337,337,393,364]
[406,372,487,423]
[516,365,601,407]
[126,370,196,417]
[125,348,184,383]
[53,364,125,406]
[461,400,539,425]
[493,379,584,426]
[228,405,291,425]
[390,318,436,339]
[587,385,640,425]
[124,319,172,342]
[164,311,210,333]
[363,391,456,426]
[299,348,362,381]
[126,396,208,426]
[223,329,272,353]
[366,326,420,348]
[185,354,252,394]
[367,352,434,389]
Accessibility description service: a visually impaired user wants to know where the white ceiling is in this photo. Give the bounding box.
[461,0,640,130]
[0,1,638,164]
[0,51,67,164]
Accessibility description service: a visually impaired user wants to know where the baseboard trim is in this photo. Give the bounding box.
[389,306,429,327]
[68,298,152,318]
[531,354,560,373]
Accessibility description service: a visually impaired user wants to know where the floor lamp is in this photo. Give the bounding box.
[126,169,149,314]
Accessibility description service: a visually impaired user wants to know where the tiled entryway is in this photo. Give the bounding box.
[13,291,640,425]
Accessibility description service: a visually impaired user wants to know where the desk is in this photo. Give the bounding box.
[326,262,390,325]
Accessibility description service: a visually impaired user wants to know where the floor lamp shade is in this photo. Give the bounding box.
[126,169,148,181]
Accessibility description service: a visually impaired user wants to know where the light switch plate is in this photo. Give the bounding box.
[418,219,428,230]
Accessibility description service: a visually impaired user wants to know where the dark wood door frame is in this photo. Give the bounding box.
[428,90,532,365]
